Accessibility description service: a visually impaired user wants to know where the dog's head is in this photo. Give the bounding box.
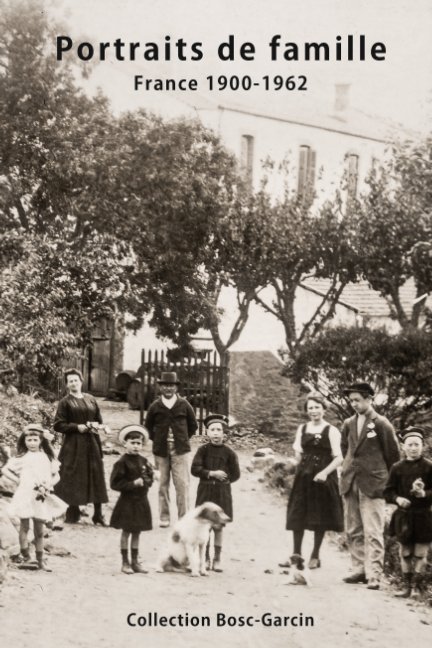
[290,553,305,571]
[197,502,231,530]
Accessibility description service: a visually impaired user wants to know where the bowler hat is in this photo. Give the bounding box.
[157,372,180,385]
[204,413,229,429]
[398,426,424,443]
[118,424,149,445]
[343,382,375,397]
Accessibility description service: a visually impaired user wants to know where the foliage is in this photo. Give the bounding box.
[247,166,359,354]
[354,137,432,327]
[0,390,55,448]
[286,325,432,427]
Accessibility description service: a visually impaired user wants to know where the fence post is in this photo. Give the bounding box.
[139,349,145,425]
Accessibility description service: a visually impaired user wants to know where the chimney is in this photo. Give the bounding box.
[334,83,350,113]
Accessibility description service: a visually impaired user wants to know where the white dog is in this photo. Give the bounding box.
[156,502,231,577]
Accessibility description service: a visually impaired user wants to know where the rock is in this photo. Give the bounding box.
[253,448,275,458]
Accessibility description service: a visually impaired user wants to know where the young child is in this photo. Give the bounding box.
[110,424,154,574]
[1,423,67,571]
[384,426,432,599]
[191,414,240,572]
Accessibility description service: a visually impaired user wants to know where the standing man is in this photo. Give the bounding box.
[340,382,400,590]
[145,371,198,527]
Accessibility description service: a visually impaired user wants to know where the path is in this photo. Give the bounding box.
[1,403,431,648]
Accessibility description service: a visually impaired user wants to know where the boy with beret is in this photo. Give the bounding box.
[384,427,432,599]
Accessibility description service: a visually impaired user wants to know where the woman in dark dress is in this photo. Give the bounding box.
[283,393,344,569]
[54,369,108,524]
[191,414,240,572]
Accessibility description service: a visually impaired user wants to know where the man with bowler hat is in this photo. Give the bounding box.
[340,382,400,590]
[145,372,198,527]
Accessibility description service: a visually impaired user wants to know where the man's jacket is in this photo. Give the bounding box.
[340,409,400,498]
[145,397,198,457]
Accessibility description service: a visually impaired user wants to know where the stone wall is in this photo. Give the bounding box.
[228,351,304,440]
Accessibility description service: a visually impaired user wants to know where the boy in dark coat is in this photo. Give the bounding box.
[191,414,240,572]
[384,426,432,599]
[110,425,154,574]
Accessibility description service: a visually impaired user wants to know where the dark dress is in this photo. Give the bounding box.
[53,394,108,506]
[110,454,153,533]
[286,424,344,531]
[191,443,240,520]
[384,457,432,544]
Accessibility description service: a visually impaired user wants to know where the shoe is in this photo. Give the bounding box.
[159,520,170,528]
[121,562,134,575]
[308,558,321,569]
[92,516,107,526]
[212,558,223,572]
[278,560,292,568]
[132,561,148,574]
[343,572,368,584]
[65,506,81,524]
[410,573,424,600]
[394,573,412,598]
[36,552,52,572]
[366,578,380,590]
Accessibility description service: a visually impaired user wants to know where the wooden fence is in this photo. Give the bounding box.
[135,349,229,433]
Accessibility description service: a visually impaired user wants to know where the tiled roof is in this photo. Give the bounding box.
[301,277,430,318]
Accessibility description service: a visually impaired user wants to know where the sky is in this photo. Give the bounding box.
[52,0,432,132]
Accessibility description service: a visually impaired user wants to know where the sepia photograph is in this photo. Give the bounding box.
[0,1,432,646]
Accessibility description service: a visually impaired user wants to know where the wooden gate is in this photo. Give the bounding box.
[136,349,230,433]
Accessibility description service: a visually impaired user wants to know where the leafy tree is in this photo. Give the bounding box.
[247,170,358,355]
[354,136,432,328]
[286,324,432,426]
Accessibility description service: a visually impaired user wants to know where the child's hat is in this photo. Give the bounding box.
[24,424,54,440]
[118,424,149,445]
[204,414,229,429]
[398,426,425,442]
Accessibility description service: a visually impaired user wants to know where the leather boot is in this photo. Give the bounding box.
[394,573,412,598]
[131,549,148,574]
[121,549,134,574]
[410,573,425,600]
[213,545,223,572]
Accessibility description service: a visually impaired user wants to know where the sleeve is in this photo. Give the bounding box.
[227,449,240,484]
[423,463,432,504]
[380,420,400,470]
[145,405,156,441]
[383,464,399,505]
[292,426,303,454]
[191,446,211,479]
[92,397,103,424]
[186,402,198,437]
[340,420,349,458]
[50,459,61,487]
[53,399,79,434]
[328,426,342,458]
[142,459,154,488]
[110,459,138,492]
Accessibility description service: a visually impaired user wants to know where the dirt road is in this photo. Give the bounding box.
[1,402,431,648]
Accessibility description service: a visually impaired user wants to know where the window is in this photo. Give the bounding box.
[240,135,254,189]
[347,153,359,200]
[297,145,316,201]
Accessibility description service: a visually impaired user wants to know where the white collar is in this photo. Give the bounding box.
[161,394,178,409]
